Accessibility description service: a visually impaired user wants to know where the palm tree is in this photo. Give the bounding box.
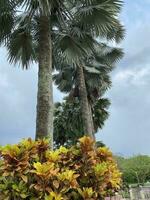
[54,43,123,138]
[0,0,76,148]
[54,0,124,138]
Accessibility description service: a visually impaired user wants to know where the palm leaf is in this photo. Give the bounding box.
[0,0,16,45]
[73,0,124,41]
[7,26,36,69]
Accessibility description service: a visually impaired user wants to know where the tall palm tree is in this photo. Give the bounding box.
[54,0,124,138]
[0,0,76,148]
[54,44,124,138]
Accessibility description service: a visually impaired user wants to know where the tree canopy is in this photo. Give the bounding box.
[54,98,109,147]
[116,155,150,185]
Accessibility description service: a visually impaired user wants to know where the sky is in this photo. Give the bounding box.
[0,0,150,156]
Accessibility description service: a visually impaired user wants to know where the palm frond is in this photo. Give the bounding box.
[7,26,36,69]
[93,46,124,67]
[93,98,110,131]
[73,0,124,41]
[53,66,76,93]
[0,0,16,45]
[54,33,87,65]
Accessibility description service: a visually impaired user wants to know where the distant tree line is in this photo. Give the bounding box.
[116,155,150,186]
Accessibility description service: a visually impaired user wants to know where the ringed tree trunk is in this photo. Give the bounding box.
[77,64,95,140]
[88,103,96,140]
[36,16,53,149]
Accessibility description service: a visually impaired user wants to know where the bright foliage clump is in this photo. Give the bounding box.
[0,137,121,199]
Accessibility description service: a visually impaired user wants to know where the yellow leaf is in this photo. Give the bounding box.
[45,192,63,200]
[3,172,10,177]
[20,174,28,183]
[53,180,60,189]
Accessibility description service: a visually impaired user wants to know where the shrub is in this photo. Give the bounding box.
[0,136,121,199]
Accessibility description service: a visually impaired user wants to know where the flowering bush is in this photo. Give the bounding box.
[0,136,121,199]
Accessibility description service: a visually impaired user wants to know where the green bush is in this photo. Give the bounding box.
[0,136,121,199]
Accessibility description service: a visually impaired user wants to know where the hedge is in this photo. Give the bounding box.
[0,136,121,199]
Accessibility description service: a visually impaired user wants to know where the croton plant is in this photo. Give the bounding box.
[0,136,121,199]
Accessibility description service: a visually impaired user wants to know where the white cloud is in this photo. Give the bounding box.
[113,66,150,86]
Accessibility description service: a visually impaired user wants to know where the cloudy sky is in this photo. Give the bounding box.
[0,0,150,156]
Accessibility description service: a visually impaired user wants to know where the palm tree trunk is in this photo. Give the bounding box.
[35,16,53,149]
[88,103,96,140]
[77,64,94,139]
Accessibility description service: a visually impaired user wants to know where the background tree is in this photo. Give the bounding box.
[54,98,109,148]
[116,155,150,185]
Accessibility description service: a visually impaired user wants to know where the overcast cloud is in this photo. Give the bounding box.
[0,0,150,156]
